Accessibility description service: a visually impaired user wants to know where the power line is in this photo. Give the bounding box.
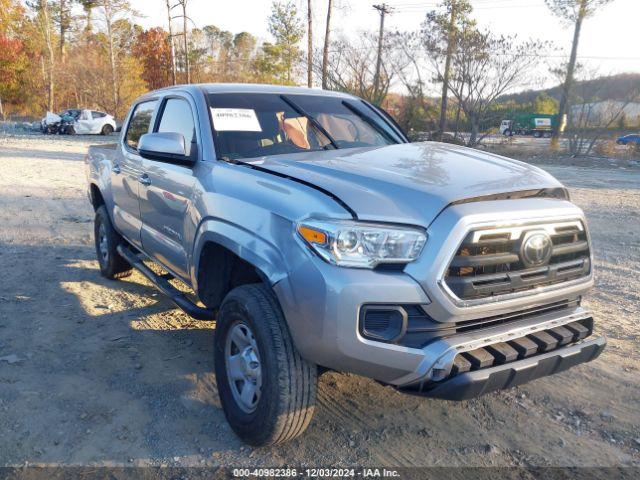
[322,43,640,61]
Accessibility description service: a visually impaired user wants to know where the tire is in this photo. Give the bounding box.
[101,124,114,136]
[214,284,317,446]
[533,131,542,138]
[503,129,512,137]
[94,205,132,279]
[66,125,76,135]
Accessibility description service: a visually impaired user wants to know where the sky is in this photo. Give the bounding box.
[131,0,640,89]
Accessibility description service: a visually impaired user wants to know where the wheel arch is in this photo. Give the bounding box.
[191,219,289,309]
[89,182,106,210]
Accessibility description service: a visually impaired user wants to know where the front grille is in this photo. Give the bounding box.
[444,220,591,301]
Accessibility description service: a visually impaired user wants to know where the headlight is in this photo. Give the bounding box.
[296,219,427,268]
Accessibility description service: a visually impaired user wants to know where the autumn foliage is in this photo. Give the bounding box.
[0,0,309,120]
[132,27,173,91]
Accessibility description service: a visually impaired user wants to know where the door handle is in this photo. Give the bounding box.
[139,173,151,186]
[112,164,121,174]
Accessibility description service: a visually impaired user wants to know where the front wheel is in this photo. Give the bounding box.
[214,284,317,446]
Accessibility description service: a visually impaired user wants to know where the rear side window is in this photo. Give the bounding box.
[92,111,106,118]
[125,101,157,150]
[157,98,196,150]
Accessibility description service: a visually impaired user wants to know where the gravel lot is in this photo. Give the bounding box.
[0,133,638,468]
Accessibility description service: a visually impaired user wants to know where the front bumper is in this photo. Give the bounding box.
[275,199,599,392]
[401,335,605,400]
[276,249,599,389]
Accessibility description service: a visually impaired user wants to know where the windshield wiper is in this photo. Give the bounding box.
[279,95,339,150]
[341,100,400,145]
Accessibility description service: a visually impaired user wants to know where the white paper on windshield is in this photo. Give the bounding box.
[210,108,262,132]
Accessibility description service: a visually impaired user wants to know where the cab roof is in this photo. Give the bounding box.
[146,83,358,100]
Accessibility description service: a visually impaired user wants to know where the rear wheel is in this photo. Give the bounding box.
[214,284,317,446]
[533,131,542,138]
[101,124,114,136]
[94,206,132,279]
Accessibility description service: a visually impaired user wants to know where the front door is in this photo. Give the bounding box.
[138,96,198,280]
[110,100,158,248]
[74,109,95,134]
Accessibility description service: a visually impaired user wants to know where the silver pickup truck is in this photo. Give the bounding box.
[85,84,604,446]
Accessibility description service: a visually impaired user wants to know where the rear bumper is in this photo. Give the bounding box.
[400,335,605,400]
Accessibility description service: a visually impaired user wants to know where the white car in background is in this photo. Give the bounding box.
[41,109,117,135]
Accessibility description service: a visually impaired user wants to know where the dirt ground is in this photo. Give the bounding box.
[0,133,638,468]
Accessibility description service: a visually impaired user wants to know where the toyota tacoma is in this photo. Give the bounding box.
[85,84,605,446]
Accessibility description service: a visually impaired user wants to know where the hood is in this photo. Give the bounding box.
[247,142,564,226]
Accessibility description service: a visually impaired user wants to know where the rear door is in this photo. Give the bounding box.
[138,95,198,280]
[111,99,158,248]
[91,111,107,133]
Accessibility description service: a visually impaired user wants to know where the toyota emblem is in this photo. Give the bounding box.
[521,231,553,267]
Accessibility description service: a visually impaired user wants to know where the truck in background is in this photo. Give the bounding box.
[500,113,565,138]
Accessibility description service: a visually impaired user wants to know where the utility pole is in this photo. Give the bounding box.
[166,0,177,85]
[169,0,191,84]
[373,3,391,103]
[307,0,313,87]
[438,0,458,140]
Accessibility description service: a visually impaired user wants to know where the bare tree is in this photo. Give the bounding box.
[421,0,474,138]
[545,0,616,142]
[97,0,134,115]
[436,0,473,138]
[175,0,190,83]
[57,0,72,60]
[307,0,313,87]
[165,0,177,85]
[388,31,438,135]
[320,33,404,105]
[446,31,548,146]
[321,0,332,89]
[30,0,56,111]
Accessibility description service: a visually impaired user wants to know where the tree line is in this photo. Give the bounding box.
[0,0,635,148]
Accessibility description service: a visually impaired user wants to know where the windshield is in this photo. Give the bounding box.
[207,93,404,160]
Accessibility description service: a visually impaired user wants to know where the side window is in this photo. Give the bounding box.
[92,111,106,118]
[157,98,196,155]
[125,100,158,150]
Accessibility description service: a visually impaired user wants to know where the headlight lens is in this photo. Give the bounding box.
[297,219,427,268]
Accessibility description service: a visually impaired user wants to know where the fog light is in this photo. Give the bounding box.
[360,306,408,343]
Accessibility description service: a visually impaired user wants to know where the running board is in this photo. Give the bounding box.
[117,245,215,321]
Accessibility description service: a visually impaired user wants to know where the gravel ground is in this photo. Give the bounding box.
[0,134,638,468]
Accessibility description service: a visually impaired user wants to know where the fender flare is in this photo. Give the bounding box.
[191,218,289,291]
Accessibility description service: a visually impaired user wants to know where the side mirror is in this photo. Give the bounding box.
[138,132,194,163]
